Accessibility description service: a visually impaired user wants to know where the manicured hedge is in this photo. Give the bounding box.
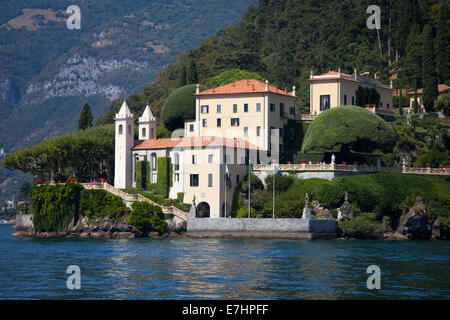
[128,202,166,233]
[79,189,130,222]
[302,106,397,153]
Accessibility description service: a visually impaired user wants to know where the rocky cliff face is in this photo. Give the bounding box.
[25,54,148,103]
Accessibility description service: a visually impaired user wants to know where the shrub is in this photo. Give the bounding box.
[264,174,295,193]
[301,106,397,154]
[312,181,345,208]
[208,69,265,87]
[240,174,264,193]
[161,84,207,131]
[128,202,166,233]
[338,212,386,238]
[435,93,450,115]
[80,189,129,222]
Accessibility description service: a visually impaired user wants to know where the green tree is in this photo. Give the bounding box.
[161,84,207,131]
[208,69,265,87]
[422,24,438,112]
[186,59,198,84]
[405,24,423,87]
[78,103,94,130]
[301,106,397,154]
[436,0,449,83]
[178,65,187,87]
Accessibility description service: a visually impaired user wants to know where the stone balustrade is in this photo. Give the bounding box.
[252,163,450,176]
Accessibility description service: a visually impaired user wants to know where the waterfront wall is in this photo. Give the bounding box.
[187,218,337,239]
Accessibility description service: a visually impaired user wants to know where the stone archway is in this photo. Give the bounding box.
[197,202,210,218]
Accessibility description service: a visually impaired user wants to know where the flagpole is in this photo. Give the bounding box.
[248,162,251,218]
[273,162,275,219]
[224,169,227,218]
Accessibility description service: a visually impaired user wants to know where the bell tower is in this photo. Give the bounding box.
[138,103,157,140]
[114,99,134,189]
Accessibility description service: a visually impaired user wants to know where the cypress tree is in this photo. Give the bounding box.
[186,59,198,84]
[178,65,187,87]
[436,0,449,83]
[78,103,94,130]
[422,25,438,112]
[405,24,423,87]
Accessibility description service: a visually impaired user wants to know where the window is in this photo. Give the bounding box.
[201,105,209,114]
[290,107,295,115]
[380,102,383,106]
[192,155,197,164]
[190,174,199,187]
[119,124,123,135]
[217,118,221,127]
[128,125,132,135]
[243,127,248,136]
[387,103,390,108]
[256,126,261,137]
[151,153,157,183]
[216,104,221,113]
[142,127,146,138]
[174,153,180,171]
[231,118,240,126]
[174,173,179,182]
[320,95,330,111]
[202,119,207,127]
[236,174,240,184]
[352,96,355,105]
[233,104,238,113]
[280,103,285,117]
[150,128,154,139]
[244,103,248,112]
[208,154,213,164]
[189,124,194,132]
[208,174,213,187]
[344,94,347,105]
[270,103,275,112]
[256,103,261,112]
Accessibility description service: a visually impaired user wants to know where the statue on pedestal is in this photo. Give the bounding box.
[331,153,336,164]
[189,195,197,219]
[302,193,313,220]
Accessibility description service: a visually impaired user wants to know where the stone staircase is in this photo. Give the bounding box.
[81,182,189,221]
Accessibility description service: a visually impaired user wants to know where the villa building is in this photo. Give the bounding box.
[114,79,297,218]
[308,70,394,114]
[406,84,449,111]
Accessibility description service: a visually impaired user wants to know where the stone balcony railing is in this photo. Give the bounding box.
[251,163,450,175]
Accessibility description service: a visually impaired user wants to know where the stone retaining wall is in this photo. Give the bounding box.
[187,218,336,239]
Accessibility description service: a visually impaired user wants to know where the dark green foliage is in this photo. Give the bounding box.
[161,84,207,131]
[264,174,295,193]
[136,161,147,190]
[31,184,83,232]
[78,103,94,130]
[301,106,397,154]
[355,86,380,107]
[312,181,345,209]
[156,123,171,138]
[208,69,264,87]
[436,0,449,83]
[422,24,438,111]
[240,174,264,193]
[405,24,423,83]
[177,192,184,203]
[415,144,449,167]
[147,157,172,197]
[128,201,166,233]
[79,189,129,222]
[186,59,199,85]
[339,212,386,238]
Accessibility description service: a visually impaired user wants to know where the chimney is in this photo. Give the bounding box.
[353,68,357,80]
[390,80,393,89]
[338,67,341,74]
[196,83,200,94]
[265,80,269,91]
[292,86,296,96]
[212,86,215,92]
[284,87,287,94]
[374,73,377,79]
[310,69,314,79]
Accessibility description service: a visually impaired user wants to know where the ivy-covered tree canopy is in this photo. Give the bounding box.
[301,106,397,154]
[208,69,265,87]
[161,84,207,131]
[3,125,115,183]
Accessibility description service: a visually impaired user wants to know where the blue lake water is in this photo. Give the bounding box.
[0,224,449,299]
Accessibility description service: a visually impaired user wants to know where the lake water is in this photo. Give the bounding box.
[0,224,449,299]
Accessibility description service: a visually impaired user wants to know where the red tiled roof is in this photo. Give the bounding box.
[195,79,297,98]
[133,136,260,150]
[406,84,450,95]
